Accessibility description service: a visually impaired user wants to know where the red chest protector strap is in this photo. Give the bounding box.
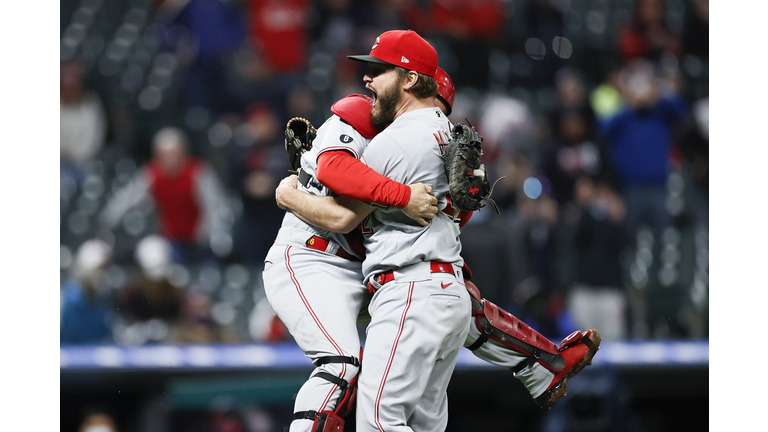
[442,195,474,228]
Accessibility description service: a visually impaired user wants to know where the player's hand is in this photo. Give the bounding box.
[275,175,299,210]
[402,183,438,227]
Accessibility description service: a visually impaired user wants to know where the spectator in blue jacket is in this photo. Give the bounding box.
[601,59,687,235]
[60,240,114,344]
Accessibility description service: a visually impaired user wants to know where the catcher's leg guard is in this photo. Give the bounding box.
[534,329,601,409]
[465,287,562,371]
[289,354,360,432]
[463,280,601,408]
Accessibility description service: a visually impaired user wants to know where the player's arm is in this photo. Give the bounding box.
[276,175,373,234]
[317,150,437,225]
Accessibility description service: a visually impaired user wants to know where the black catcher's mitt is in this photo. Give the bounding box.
[443,122,503,214]
[285,117,317,172]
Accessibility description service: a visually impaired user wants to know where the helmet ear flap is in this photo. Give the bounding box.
[435,67,454,115]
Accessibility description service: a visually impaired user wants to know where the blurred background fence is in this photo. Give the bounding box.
[59,0,709,430]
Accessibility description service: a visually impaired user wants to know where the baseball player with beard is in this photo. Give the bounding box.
[342,30,468,432]
[270,31,600,431]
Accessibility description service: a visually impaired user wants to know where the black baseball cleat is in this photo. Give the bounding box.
[534,329,601,409]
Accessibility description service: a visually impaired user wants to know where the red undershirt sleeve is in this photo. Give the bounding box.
[316,150,411,208]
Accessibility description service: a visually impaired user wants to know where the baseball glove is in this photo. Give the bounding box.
[285,117,317,172]
[443,122,504,214]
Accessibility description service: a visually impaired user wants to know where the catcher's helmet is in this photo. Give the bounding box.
[435,67,455,116]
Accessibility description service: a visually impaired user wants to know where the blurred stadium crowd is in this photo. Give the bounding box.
[60,0,708,347]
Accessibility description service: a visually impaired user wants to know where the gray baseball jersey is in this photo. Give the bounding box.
[359,107,463,281]
[354,107,471,432]
[281,114,370,259]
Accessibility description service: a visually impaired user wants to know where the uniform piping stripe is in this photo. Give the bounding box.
[318,146,360,159]
[374,281,415,432]
[284,245,346,412]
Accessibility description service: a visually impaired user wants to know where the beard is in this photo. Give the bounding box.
[370,78,403,129]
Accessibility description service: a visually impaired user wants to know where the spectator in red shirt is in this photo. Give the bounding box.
[247,0,311,75]
[99,127,229,264]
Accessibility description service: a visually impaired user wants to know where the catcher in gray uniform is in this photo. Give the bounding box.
[264,93,440,432]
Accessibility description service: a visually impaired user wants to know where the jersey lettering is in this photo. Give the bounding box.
[435,130,450,155]
[339,134,353,143]
[360,214,374,235]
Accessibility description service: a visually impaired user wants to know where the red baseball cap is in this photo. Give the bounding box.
[348,30,438,77]
[435,67,455,115]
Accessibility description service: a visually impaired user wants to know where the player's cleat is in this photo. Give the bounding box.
[534,329,601,409]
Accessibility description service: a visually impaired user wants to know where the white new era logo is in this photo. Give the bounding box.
[401,56,410,63]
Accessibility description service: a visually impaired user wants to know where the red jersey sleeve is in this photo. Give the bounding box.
[316,150,411,208]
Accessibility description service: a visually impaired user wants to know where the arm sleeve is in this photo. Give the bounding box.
[316,150,411,208]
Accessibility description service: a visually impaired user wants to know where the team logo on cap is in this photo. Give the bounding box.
[401,56,409,63]
[371,37,380,50]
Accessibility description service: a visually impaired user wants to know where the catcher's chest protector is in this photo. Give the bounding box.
[330,94,379,139]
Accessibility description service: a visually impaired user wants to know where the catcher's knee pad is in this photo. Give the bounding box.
[292,354,360,432]
[291,410,345,432]
[466,298,567,373]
